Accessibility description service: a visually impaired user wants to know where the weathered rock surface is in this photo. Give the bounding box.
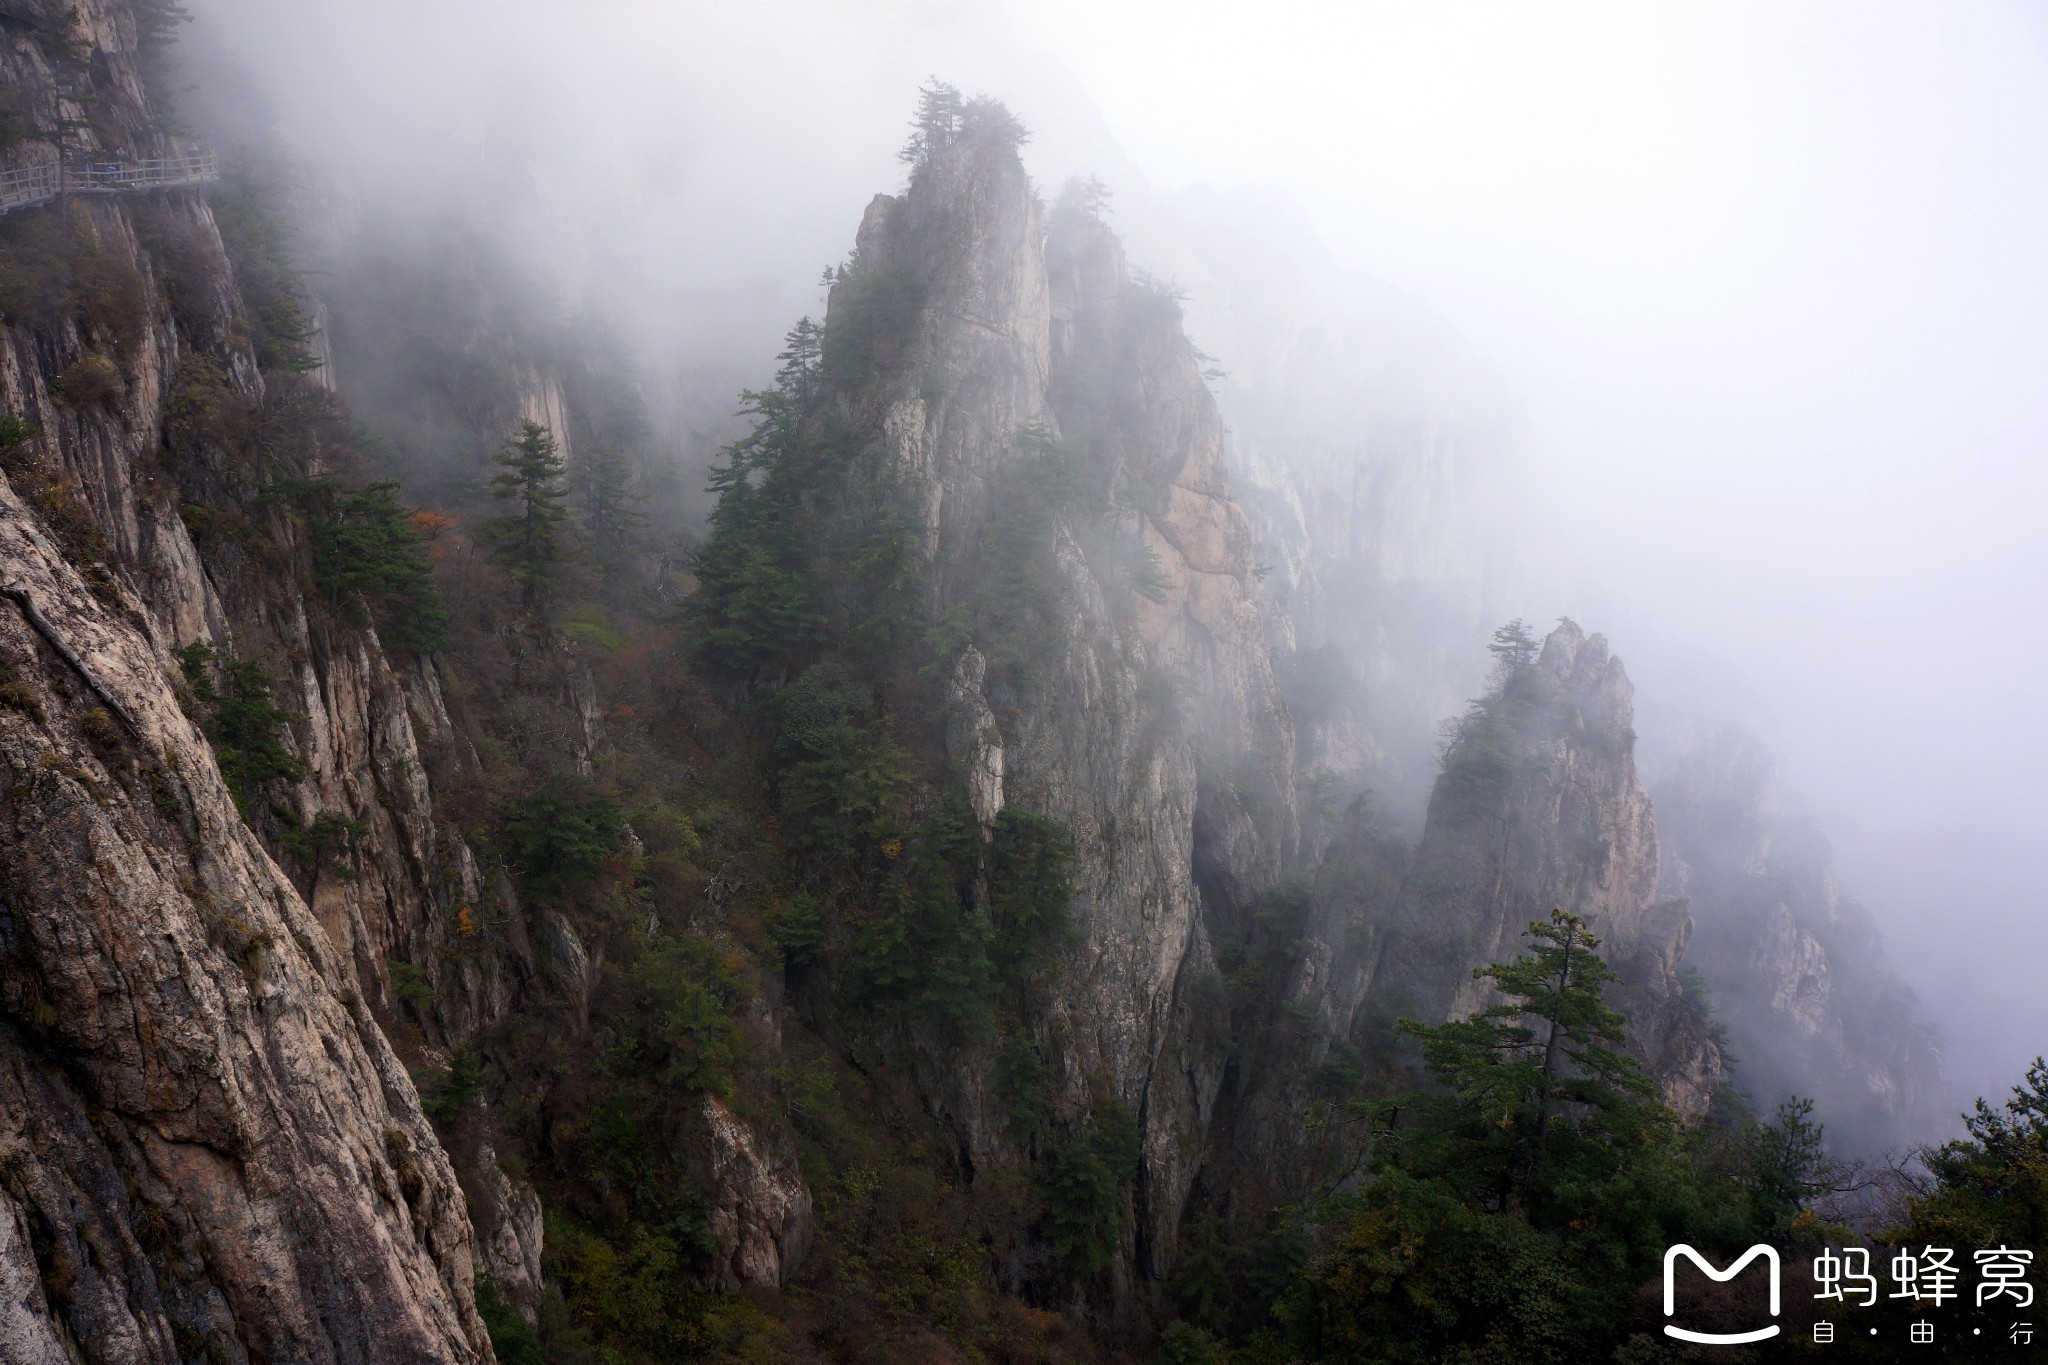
[0,492,488,1361]
[1155,188,1517,832]
[1358,622,1719,1116]
[686,1095,814,1291]
[820,132,1297,1276]
[0,3,508,1353]
[945,646,1006,834]
[1657,729,1948,1148]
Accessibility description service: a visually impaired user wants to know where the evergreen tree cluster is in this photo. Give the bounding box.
[688,320,833,677]
[174,641,307,814]
[480,419,575,609]
[307,477,447,653]
[1272,913,1841,1362]
[898,79,1032,168]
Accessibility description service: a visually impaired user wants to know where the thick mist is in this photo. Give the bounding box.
[180,0,2048,1119]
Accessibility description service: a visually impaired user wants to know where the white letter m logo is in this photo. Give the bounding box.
[1663,1244,1782,1344]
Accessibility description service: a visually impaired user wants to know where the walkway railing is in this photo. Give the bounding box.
[0,164,59,215]
[0,151,220,217]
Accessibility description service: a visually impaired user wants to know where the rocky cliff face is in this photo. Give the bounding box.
[1252,622,1721,1135]
[0,509,486,1364]
[1381,622,1718,1115]
[1154,188,1518,833]
[0,4,502,1355]
[1,21,1943,1349]
[808,125,1753,1282]
[1657,729,1948,1149]
[817,129,1297,1277]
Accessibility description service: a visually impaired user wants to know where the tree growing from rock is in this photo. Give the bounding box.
[1488,616,1540,675]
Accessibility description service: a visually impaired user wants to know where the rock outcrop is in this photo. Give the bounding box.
[1380,622,1718,1114]
[818,126,1297,1276]
[1259,622,1721,1125]
[945,646,1006,834]
[1657,729,1948,1149]
[1156,187,1518,832]
[0,476,488,1363]
[687,1095,814,1293]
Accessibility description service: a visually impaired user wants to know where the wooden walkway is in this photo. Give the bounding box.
[0,152,221,216]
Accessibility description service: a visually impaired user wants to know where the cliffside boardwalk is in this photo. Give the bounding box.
[0,150,220,215]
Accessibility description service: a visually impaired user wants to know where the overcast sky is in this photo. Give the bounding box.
[187,0,2048,1107]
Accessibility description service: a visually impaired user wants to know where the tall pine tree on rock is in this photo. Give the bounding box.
[482,419,574,609]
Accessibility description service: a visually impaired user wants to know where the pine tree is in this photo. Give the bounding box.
[688,320,830,676]
[896,82,1028,167]
[480,420,573,609]
[899,79,965,165]
[1057,175,1113,223]
[1487,617,1539,674]
[174,643,308,814]
[1282,913,1683,1363]
[1892,1057,2048,1251]
[1392,909,1659,1211]
[310,479,446,653]
[572,441,647,586]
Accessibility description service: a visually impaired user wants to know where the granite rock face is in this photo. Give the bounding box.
[820,132,1296,1275]
[1376,622,1719,1115]
[945,646,1006,834]
[1157,189,1518,832]
[1243,622,1722,1135]
[0,486,488,1362]
[0,3,502,1354]
[687,1095,815,1293]
[1389,625,1660,1013]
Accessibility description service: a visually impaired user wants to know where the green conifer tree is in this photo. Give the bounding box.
[572,440,647,586]
[1282,912,1683,1363]
[688,320,829,676]
[480,420,573,609]
[1892,1057,2048,1250]
[1393,908,1659,1210]
[310,479,446,653]
[899,80,965,165]
[1487,617,1539,674]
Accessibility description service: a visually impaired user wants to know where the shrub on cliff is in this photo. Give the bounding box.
[494,777,625,897]
[174,642,307,813]
[1044,1094,1142,1280]
[210,173,323,373]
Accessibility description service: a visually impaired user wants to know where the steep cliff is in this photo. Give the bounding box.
[1234,622,1721,1146]
[0,473,486,1364]
[0,3,499,1355]
[3,19,1949,1352]
[782,112,1298,1279]
[1657,728,1948,1150]
[1377,622,1719,1114]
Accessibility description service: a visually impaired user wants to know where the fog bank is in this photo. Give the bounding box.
[184,0,2048,1113]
